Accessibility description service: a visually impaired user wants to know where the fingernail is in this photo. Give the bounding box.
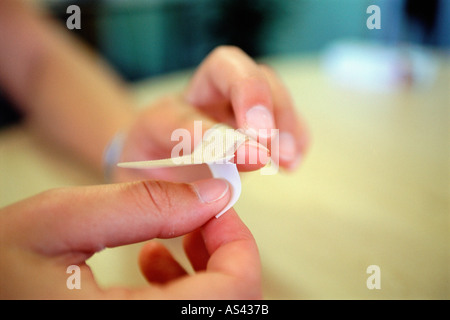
[245,105,275,138]
[278,132,298,163]
[191,178,229,203]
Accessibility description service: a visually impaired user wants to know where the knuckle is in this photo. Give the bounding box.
[259,63,277,77]
[135,180,173,216]
[211,45,245,59]
[129,180,198,237]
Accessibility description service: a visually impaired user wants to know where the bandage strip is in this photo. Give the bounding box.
[117,125,251,218]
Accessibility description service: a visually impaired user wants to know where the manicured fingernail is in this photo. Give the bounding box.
[245,105,275,138]
[191,178,229,203]
[279,132,298,163]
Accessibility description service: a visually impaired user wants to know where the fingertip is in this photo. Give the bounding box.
[139,241,187,284]
[191,178,230,204]
[234,140,270,171]
[183,230,209,272]
[276,131,303,170]
[282,154,303,172]
[228,70,275,136]
[243,105,276,139]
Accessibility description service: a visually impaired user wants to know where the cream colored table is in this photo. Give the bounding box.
[1,54,448,299]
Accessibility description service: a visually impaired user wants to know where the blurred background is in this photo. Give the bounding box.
[45,0,449,80]
[2,0,449,126]
[0,0,450,126]
[0,0,448,299]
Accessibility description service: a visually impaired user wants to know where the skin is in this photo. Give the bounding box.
[0,0,309,299]
[0,180,261,299]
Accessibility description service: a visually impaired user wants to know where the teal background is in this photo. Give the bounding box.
[48,0,450,80]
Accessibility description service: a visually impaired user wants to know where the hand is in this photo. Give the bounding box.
[0,178,261,299]
[185,45,310,170]
[114,46,309,182]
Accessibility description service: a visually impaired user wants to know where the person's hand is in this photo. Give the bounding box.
[113,46,309,183]
[0,178,261,299]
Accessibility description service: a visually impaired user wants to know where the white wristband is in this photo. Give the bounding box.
[103,131,126,183]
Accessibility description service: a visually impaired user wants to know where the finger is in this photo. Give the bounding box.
[124,96,268,175]
[119,209,262,299]
[123,95,216,160]
[259,65,310,170]
[180,209,262,299]
[139,241,187,284]
[183,229,209,272]
[175,210,261,298]
[202,210,261,282]
[185,46,276,139]
[7,178,231,256]
[233,139,270,172]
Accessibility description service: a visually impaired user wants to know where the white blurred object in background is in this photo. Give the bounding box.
[321,40,439,93]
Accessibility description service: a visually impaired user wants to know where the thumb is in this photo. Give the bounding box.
[7,178,230,256]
